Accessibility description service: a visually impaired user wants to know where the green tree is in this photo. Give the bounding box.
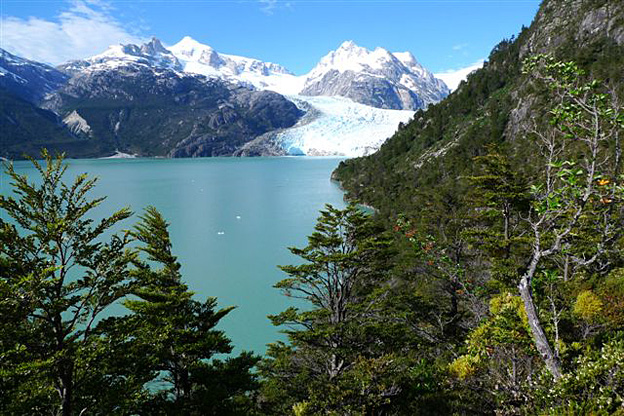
[1,155,259,415]
[270,204,390,375]
[464,147,531,288]
[261,204,443,414]
[530,340,624,415]
[517,55,624,379]
[0,151,135,415]
[121,206,259,415]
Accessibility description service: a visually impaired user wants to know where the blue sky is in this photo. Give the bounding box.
[1,0,540,75]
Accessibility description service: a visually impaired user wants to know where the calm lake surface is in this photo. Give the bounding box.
[1,157,346,354]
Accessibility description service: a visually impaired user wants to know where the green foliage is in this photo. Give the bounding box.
[113,206,259,414]
[261,205,453,415]
[393,216,478,341]
[0,90,95,160]
[0,150,135,415]
[3,1,624,413]
[530,340,624,415]
[573,290,603,323]
[448,354,480,380]
[333,1,624,408]
[473,293,532,352]
[0,154,258,415]
[448,292,537,410]
[463,148,531,288]
[333,0,624,226]
[598,268,624,328]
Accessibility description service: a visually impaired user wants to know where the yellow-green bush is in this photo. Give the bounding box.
[573,290,603,322]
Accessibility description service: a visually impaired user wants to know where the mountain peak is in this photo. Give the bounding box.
[140,37,168,55]
[181,35,197,43]
[173,36,207,50]
[334,40,370,57]
[310,41,395,77]
[163,36,297,92]
[59,37,182,75]
[302,42,449,110]
[338,40,359,50]
[0,48,69,103]
[392,51,417,67]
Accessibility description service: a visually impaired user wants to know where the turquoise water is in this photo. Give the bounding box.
[0,157,346,355]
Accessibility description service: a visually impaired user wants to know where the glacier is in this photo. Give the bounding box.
[162,38,424,156]
[275,95,414,157]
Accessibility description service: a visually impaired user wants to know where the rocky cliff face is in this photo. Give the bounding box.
[43,60,302,157]
[520,0,624,56]
[62,110,92,138]
[300,41,449,110]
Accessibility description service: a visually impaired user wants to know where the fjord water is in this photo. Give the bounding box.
[1,157,346,354]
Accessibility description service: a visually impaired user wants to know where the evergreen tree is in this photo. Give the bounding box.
[461,147,532,292]
[272,204,390,375]
[120,206,259,415]
[261,204,443,414]
[0,151,135,415]
[0,155,259,415]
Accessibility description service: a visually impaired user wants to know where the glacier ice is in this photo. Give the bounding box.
[275,95,414,157]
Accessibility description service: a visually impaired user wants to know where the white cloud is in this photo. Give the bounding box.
[434,59,485,91]
[259,0,278,14]
[259,0,293,14]
[452,43,468,51]
[0,0,144,65]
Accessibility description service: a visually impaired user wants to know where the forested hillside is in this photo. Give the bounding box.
[318,0,624,413]
[334,0,623,219]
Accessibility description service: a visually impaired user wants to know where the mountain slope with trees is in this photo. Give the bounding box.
[42,64,301,158]
[333,0,623,219]
[323,0,624,413]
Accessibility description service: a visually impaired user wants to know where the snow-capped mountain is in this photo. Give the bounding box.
[0,48,69,103]
[167,36,304,95]
[161,37,447,153]
[52,37,450,156]
[57,36,304,94]
[162,38,449,110]
[0,42,302,159]
[62,37,448,112]
[300,41,449,110]
[58,38,182,75]
[43,38,302,157]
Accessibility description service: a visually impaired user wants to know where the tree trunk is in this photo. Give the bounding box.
[180,367,190,401]
[59,358,74,416]
[518,274,562,380]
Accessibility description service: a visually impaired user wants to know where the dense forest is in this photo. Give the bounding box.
[2,0,624,414]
